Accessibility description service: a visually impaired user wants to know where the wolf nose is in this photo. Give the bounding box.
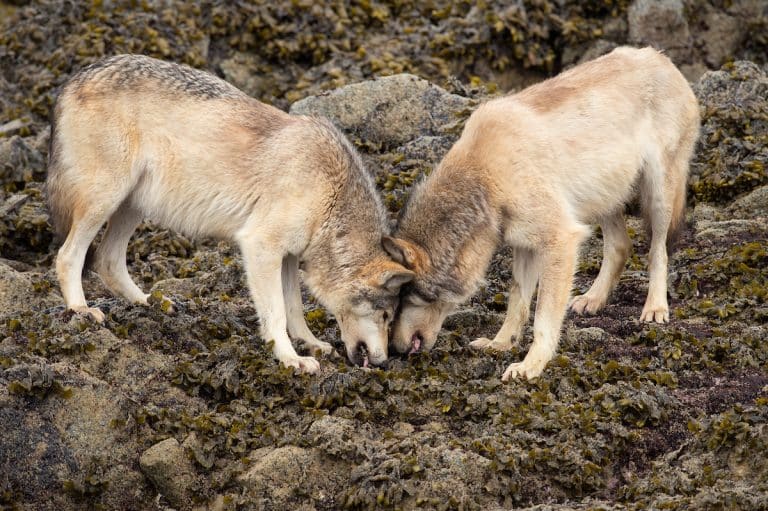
[356,341,369,368]
[410,332,423,354]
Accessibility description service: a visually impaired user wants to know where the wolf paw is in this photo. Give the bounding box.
[469,337,513,351]
[501,360,544,381]
[303,338,334,357]
[640,305,669,323]
[145,293,176,314]
[570,293,606,315]
[281,355,321,374]
[70,306,105,323]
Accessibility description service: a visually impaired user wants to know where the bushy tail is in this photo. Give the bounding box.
[46,107,72,242]
[666,106,699,253]
[45,105,97,273]
[666,176,687,253]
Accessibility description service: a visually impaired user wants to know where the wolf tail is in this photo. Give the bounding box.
[665,175,686,252]
[666,107,699,253]
[46,109,70,241]
[45,103,97,273]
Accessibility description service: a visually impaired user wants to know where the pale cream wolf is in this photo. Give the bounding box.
[46,54,414,373]
[386,47,699,380]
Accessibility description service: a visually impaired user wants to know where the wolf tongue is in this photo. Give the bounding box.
[409,334,421,354]
[362,355,369,368]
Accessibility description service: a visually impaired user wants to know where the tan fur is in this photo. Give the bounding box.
[46,55,413,373]
[388,47,700,380]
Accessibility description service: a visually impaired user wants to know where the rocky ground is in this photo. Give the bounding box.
[1,1,767,510]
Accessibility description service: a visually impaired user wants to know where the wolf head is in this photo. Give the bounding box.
[385,163,500,355]
[331,255,414,367]
[382,236,459,354]
[299,118,415,367]
[303,242,413,367]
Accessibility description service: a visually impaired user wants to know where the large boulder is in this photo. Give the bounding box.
[0,363,152,510]
[289,73,473,149]
[628,0,692,63]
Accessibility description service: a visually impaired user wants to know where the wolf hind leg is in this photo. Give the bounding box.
[471,247,538,351]
[570,212,631,315]
[282,254,333,356]
[56,204,115,323]
[639,150,683,323]
[93,201,161,307]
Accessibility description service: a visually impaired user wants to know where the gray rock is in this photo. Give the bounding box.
[219,52,276,99]
[628,0,692,62]
[561,39,618,69]
[690,61,768,203]
[0,363,152,510]
[728,185,768,219]
[289,74,473,148]
[693,60,768,107]
[692,202,724,224]
[237,445,347,507]
[0,263,60,314]
[695,219,765,241]
[578,39,620,65]
[0,135,45,185]
[567,326,608,345]
[139,437,198,509]
[698,9,742,68]
[237,445,312,491]
[394,135,453,166]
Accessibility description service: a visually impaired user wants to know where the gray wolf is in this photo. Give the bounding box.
[386,47,699,380]
[46,54,413,373]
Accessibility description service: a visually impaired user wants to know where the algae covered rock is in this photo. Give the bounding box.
[0,363,152,510]
[0,135,44,186]
[0,262,59,313]
[1,2,768,510]
[691,61,768,203]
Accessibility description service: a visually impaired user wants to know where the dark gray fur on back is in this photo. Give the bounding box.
[67,54,244,99]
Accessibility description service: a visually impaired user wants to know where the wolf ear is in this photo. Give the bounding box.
[382,236,421,269]
[377,267,415,293]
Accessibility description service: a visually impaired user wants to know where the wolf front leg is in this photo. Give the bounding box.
[239,243,320,375]
[471,247,538,351]
[502,230,584,380]
[282,254,333,356]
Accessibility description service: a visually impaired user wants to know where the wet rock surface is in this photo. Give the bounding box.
[1,1,767,510]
